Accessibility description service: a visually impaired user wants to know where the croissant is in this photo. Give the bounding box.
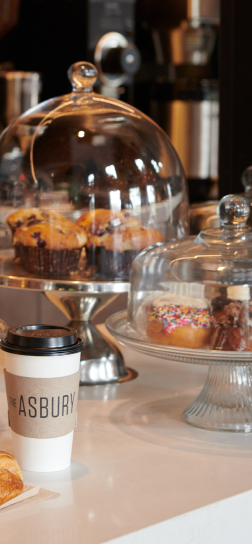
[0,451,23,506]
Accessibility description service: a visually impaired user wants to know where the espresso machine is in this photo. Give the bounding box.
[148,0,220,204]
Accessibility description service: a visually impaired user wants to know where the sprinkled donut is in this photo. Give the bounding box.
[146,304,213,349]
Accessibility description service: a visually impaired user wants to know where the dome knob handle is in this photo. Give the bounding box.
[217,194,250,228]
[68,62,97,92]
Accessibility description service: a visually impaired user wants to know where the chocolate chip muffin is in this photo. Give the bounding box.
[13,217,87,276]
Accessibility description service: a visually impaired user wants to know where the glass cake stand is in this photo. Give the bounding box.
[0,249,137,386]
[106,310,252,432]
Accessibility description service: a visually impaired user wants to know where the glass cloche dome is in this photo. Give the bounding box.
[0,62,188,280]
[127,195,252,351]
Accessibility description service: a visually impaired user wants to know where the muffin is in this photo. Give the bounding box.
[100,226,164,279]
[13,218,87,276]
[6,208,68,234]
[146,295,213,349]
[77,208,142,228]
[77,208,163,278]
[77,209,141,243]
[7,208,71,258]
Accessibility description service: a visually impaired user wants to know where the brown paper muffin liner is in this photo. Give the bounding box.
[85,245,101,268]
[13,245,20,259]
[7,227,20,258]
[17,244,82,276]
[100,247,140,280]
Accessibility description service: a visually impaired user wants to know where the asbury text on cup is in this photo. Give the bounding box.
[4,371,80,439]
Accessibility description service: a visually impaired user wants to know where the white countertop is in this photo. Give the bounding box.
[1,324,252,543]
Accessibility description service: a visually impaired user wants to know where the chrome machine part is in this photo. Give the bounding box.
[94,31,141,90]
[187,0,220,24]
[157,80,219,202]
[165,86,219,180]
[151,0,220,204]
[0,71,41,131]
[159,0,219,68]
[169,20,216,66]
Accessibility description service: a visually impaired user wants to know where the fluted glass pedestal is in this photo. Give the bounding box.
[183,365,252,432]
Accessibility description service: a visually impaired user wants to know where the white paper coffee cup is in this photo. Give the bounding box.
[1,325,83,472]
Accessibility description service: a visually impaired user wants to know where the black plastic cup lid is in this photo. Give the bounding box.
[1,324,84,356]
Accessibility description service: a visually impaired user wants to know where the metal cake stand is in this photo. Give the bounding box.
[107,310,252,432]
[0,249,137,385]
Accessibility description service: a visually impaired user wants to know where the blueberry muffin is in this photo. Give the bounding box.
[100,226,164,279]
[13,218,87,276]
[76,208,142,268]
[7,208,71,258]
[6,208,66,234]
[77,209,141,239]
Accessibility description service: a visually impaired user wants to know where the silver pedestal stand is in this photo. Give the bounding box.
[44,288,138,385]
[0,250,137,385]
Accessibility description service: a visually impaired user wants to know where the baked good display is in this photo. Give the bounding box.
[210,286,252,351]
[77,208,163,278]
[13,215,87,276]
[0,451,23,506]
[124,195,252,356]
[134,282,252,351]
[146,294,213,349]
[0,61,189,285]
